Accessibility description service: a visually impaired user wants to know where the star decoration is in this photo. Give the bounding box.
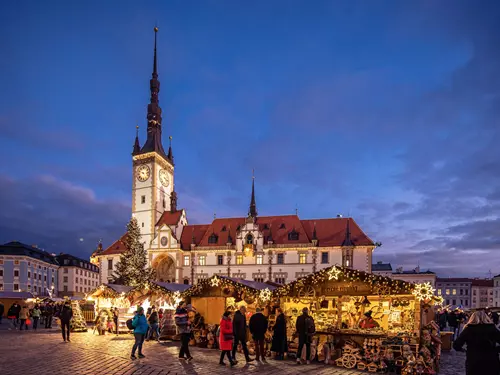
[327,266,342,280]
[210,275,220,287]
[259,288,272,302]
[412,282,436,302]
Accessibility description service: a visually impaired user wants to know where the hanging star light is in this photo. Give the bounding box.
[327,266,342,280]
[433,295,444,306]
[210,275,221,287]
[412,282,436,302]
[259,288,272,302]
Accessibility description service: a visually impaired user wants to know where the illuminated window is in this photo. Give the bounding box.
[236,255,243,265]
[445,289,450,295]
[199,256,206,266]
[452,289,457,295]
[299,254,307,264]
[184,256,190,266]
[438,289,442,295]
[256,255,263,265]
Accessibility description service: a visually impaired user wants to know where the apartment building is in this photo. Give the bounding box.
[56,253,100,297]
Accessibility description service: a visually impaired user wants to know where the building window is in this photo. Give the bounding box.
[277,253,284,265]
[44,275,47,281]
[452,299,456,305]
[63,268,68,274]
[199,256,206,266]
[342,248,353,268]
[452,289,457,295]
[221,226,227,232]
[0,284,3,291]
[321,252,329,264]
[38,274,42,280]
[299,253,307,264]
[217,255,224,265]
[142,222,144,228]
[445,289,450,295]
[244,234,253,245]
[254,277,264,283]
[0,269,3,277]
[465,289,468,295]
[473,290,477,296]
[183,279,189,285]
[256,255,263,265]
[183,256,190,266]
[108,259,113,270]
[236,255,243,265]
[141,195,146,204]
[14,270,19,277]
[275,277,286,284]
[33,285,37,292]
[438,289,442,295]
[14,283,19,291]
[460,289,463,295]
[208,233,218,244]
[64,286,68,292]
[446,300,449,305]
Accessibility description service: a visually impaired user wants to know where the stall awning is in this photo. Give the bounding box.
[87,283,135,299]
[0,291,34,299]
[152,281,191,293]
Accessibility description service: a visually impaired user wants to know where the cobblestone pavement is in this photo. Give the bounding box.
[0,326,465,375]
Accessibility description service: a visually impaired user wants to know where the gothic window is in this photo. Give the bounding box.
[288,230,299,241]
[208,233,218,244]
[299,253,307,264]
[342,248,353,268]
[246,234,253,245]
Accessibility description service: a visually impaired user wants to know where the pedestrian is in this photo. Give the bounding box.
[295,307,315,364]
[45,302,54,328]
[7,302,19,329]
[271,308,287,360]
[219,311,237,366]
[113,307,119,335]
[0,301,4,324]
[31,304,41,330]
[454,310,500,375]
[232,305,253,363]
[19,305,30,331]
[131,306,148,360]
[438,309,448,331]
[147,306,160,341]
[249,307,268,362]
[174,301,193,361]
[60,301,73,342]
[448,309,459,340]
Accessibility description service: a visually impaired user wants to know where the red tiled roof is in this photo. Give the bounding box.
[180,224,210,250]
[302,218,374,247]
[100,233,128,256]
[156,210,183,227]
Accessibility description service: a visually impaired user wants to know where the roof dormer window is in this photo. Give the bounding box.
[288,230,299,241]
[208,233,218,244]
[221,226,227,232]
[280,223,286,229]
[246,234,254,245]
[263,224,269,230]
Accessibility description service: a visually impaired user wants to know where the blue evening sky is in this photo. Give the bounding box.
[0,0,499,276]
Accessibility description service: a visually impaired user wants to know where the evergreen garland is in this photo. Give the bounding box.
[113,217,155,287]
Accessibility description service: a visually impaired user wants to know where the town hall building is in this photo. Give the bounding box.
[92,28,376,285]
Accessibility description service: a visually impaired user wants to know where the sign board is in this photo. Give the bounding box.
[320,281,372,296]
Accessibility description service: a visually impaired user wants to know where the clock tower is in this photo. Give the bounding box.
[131,27,175,247]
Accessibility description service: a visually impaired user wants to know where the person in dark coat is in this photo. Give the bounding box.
[271,308,287,360]
[45,302,54,328]
[8,302,21,328]
[249,307,268,362]
[60,302,73,342]
[454,310,500,375]
[232,305,253,362]
[174,301,193,361]
[438,309,448,331]
[295,307,315,364]
[448,310,459,339]
[0,301,4,324]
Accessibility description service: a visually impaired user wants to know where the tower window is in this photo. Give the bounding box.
[141,195,146,204]
[299,253,307,264]
[142,222,144,228]
[208,233,218,244]
[246,234,253,245]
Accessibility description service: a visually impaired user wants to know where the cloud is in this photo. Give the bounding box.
[0,174,130,258]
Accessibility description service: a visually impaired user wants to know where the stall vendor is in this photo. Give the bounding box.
[359,311,379,329]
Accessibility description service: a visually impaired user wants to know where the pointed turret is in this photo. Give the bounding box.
[248,170,257,218]
[140,27,168,159]
[342,218,354,247]
[227,227,233,245]
[170,190,178,212]
[167,135,174,163]
[132,125,141,155]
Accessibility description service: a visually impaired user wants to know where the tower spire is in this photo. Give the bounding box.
[167,135,174,162]
[140,26,167,158]
[342,218,354,247]
[248,169,257,218]
[132,125,141,155]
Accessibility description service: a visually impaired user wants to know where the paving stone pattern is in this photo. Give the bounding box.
[0,326,465,375]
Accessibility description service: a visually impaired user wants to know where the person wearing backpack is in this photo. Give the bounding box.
[248,307,268,362]
[295,307,315,364]
[130,307,149,360]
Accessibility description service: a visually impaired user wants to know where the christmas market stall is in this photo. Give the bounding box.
[133,281,192,340]
[183,275,277,350]
[273,265,443,374]
[86,283,135,334]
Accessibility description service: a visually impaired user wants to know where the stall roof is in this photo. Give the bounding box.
[222,277,277,291]
[152,282,191,293]
[0,291,34,299]
[105,284,135,294]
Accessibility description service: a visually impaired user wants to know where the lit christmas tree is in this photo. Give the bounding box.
[70,300,88,332]
[113,217,155,287]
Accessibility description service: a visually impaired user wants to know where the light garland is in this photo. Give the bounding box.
[412,282,436,302]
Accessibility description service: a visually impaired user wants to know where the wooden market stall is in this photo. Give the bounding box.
[86,283,135,334]
[273,265,443,374]
[183,275,277,350]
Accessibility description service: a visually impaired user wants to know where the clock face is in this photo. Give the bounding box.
[136,165,151,182]
[159,169,170,187]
